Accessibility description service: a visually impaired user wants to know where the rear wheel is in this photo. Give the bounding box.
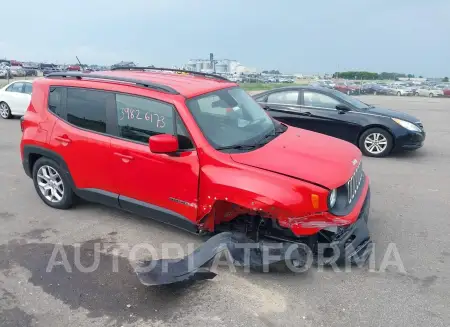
[429,93,433,98]
[415,92,419,96]
[397,91,401,96]
[358,128,393,157]
[32,157,74,209]
[0,102,11,119]
[373,91,377,95]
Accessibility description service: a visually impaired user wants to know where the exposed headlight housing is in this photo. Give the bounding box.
[392,118,421,132]
[328,189,337,208]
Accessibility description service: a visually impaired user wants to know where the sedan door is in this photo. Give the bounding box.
[299,90,363,143]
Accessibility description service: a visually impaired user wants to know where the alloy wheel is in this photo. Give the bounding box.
[0,103,10,118]
[36,165,64,203]
[364,133,388,155]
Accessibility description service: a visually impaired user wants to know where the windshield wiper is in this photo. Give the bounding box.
[216,144,259,151]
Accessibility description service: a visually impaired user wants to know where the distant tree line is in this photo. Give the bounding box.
[332,71,423,80]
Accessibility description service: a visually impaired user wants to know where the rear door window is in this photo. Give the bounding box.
[66,88,113,133]
[23,83,32,94]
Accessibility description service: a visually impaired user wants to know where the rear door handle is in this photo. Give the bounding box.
[114,152,134,162]
[55,135,71,144]
[303,112,312,116]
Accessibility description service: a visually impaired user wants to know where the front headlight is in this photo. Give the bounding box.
[392,118,421,132]
[328,189,337,208]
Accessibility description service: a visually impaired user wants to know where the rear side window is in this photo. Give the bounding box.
[115,94,174,143]
[6,82,24,93]
[48,87,64,116]
[267,90,299,105]
[66,88,113,133]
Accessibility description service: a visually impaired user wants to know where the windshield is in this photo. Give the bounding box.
[326,88,371,110]
[186,87,275,149]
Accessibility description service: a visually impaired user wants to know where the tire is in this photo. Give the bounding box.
[0,102,11,119]
[397,91,401,96]
[415,92,419,96]
[373,91,377,95]
[32,157,74,209]
[429,93,433,98]
[358,127,393,158]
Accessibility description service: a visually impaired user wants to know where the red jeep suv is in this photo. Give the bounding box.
[20,67,371,264]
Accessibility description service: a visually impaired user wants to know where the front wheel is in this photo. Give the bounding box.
[429,93,433,98]
[0,102,11,119]
[397,91,401,96]
[358,128,393,158]
[32,157,75,209]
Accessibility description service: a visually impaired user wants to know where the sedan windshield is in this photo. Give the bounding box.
[186,87,275,150]
[327,88,371,110]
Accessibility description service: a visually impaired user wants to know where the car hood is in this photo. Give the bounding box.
[365,106,420,122]
[230,127,361,189]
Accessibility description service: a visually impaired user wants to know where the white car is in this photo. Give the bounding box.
[414,86,444,97]
[0,80,33,119]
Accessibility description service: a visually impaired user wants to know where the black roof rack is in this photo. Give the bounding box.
[45,71,179,94]
[110,66,230,81]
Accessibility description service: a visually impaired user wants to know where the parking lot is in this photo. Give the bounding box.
[0,95,449,327]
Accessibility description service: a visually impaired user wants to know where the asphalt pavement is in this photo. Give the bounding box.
[0,95,449,327]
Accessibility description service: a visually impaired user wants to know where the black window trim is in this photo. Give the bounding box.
[46,85,196,151]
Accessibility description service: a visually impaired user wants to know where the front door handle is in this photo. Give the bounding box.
[114,152,134,162]
[303,112,312,116]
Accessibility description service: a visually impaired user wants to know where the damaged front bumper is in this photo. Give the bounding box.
[320,187,372,265]
[135,190,372,286]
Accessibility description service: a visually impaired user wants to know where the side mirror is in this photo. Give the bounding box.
[336,104,351,112]
[149,134,178,153]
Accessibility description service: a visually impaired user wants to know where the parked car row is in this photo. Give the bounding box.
[311,79,450,97]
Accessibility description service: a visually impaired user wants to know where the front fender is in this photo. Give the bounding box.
[197,164,329,233]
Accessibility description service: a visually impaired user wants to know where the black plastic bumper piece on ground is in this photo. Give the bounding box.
[135,232,307,286]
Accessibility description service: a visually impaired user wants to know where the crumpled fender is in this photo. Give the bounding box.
[196,164,330,234]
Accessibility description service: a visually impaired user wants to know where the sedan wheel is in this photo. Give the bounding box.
[0,102,11,119]
[373,91,377,95]
[359,128,393,157]
[429,93,433,98]
[397,91,401,96]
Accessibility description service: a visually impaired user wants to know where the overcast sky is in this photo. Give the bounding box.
[1,0,449,76]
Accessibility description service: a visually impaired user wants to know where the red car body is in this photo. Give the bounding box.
[444,88,450,96]
[67,65,81,71]
[334,83,359,95]
[20,70,371,251]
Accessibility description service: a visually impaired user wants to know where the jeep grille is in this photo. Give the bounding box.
[347,162,364,204]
